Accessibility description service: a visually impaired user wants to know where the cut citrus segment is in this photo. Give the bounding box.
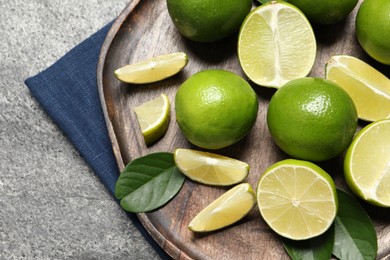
[114,52,188,84]
[257,159,338,240]
[188,183,256,232]
[344,119,390,207]
[326,55,390,121]
[134,94,170,145]
[174,148,249,186]
[238,1,316,88]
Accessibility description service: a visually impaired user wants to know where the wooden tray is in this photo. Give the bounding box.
[96,0,390,259]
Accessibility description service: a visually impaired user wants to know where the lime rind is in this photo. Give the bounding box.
[238,1,316,88]
[326,55,390,121]
[257,159,338,240]
[134,94,170,145]
[114,52,188,84]
[174,70,258,149]
[188,183,256,232]
[174,148,250,186]
[344,119,390,207]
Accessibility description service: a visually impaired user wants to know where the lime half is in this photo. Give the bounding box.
[188,183,256,232]
[238,1,316,88]
[326,55,390,122]
[344,119,390,207]
[257,159,338,240]
[134,94,170,145]
[174,148,249,186]
[115,52,188,84]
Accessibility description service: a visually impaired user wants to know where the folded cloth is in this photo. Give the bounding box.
[25,22,170,259]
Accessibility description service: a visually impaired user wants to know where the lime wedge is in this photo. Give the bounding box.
[114,52,188,84]
[188,183,256,232]
[326,55,390,122]
[134,94,170,145]
[174,148,249,186]
[257,159,338,240]
[238,1,316,88]
[344,119,390,207]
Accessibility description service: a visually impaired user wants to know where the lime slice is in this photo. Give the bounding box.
[174,148,250,186]
[344,119,390,207]
[326,55,390,121]
[134,94,170,145]
[257,159,338,240]
[238,1,316,88]
[188,183,256,232]
[114,52,188,84]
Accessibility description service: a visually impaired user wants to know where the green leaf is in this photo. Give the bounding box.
[282,224,334,260]
[333,189,377,260]
[114,152,185,213]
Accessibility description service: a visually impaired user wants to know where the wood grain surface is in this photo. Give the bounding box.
[97,0,390,259]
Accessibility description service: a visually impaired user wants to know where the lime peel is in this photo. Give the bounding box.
[257,159,338,240]
[238,1,316,88]
[174,148,249,186]
[326,55,390,122]
[188,183,256,232]
[175,70,258,149]
[134,94,170,145]
[344,119,390,207]
[114,52,188,84]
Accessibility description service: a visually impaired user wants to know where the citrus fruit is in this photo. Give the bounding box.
[174,148,249,186]
[326,55,390,122]
[344,119,390,207]
[114,52,188,84]
[355,0,390,65]
[284,0,358,24]
[237,1,316,88]
[134,94,170,145]
[188,183,256,232]
[267,77,358,161]
[175,70,258,150]
[166,0,252,43]
[257,159,338,240]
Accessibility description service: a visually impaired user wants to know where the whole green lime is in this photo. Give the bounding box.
[284,0,358,24]
[175,70,258,149]
[356,0,390,65]
[267,77,358,161]
[166,0,252,43]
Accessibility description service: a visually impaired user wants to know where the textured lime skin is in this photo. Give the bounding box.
[285,0,358,24]
[166,0,252,42]
[175,70,258,149]
[356,0,390,65]
[267,78,358,161]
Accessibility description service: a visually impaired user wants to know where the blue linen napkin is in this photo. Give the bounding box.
[25,22,170,259]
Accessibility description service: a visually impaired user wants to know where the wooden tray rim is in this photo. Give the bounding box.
[96,1,188,259]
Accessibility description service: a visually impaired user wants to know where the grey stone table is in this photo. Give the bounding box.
[1,1,159,259]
